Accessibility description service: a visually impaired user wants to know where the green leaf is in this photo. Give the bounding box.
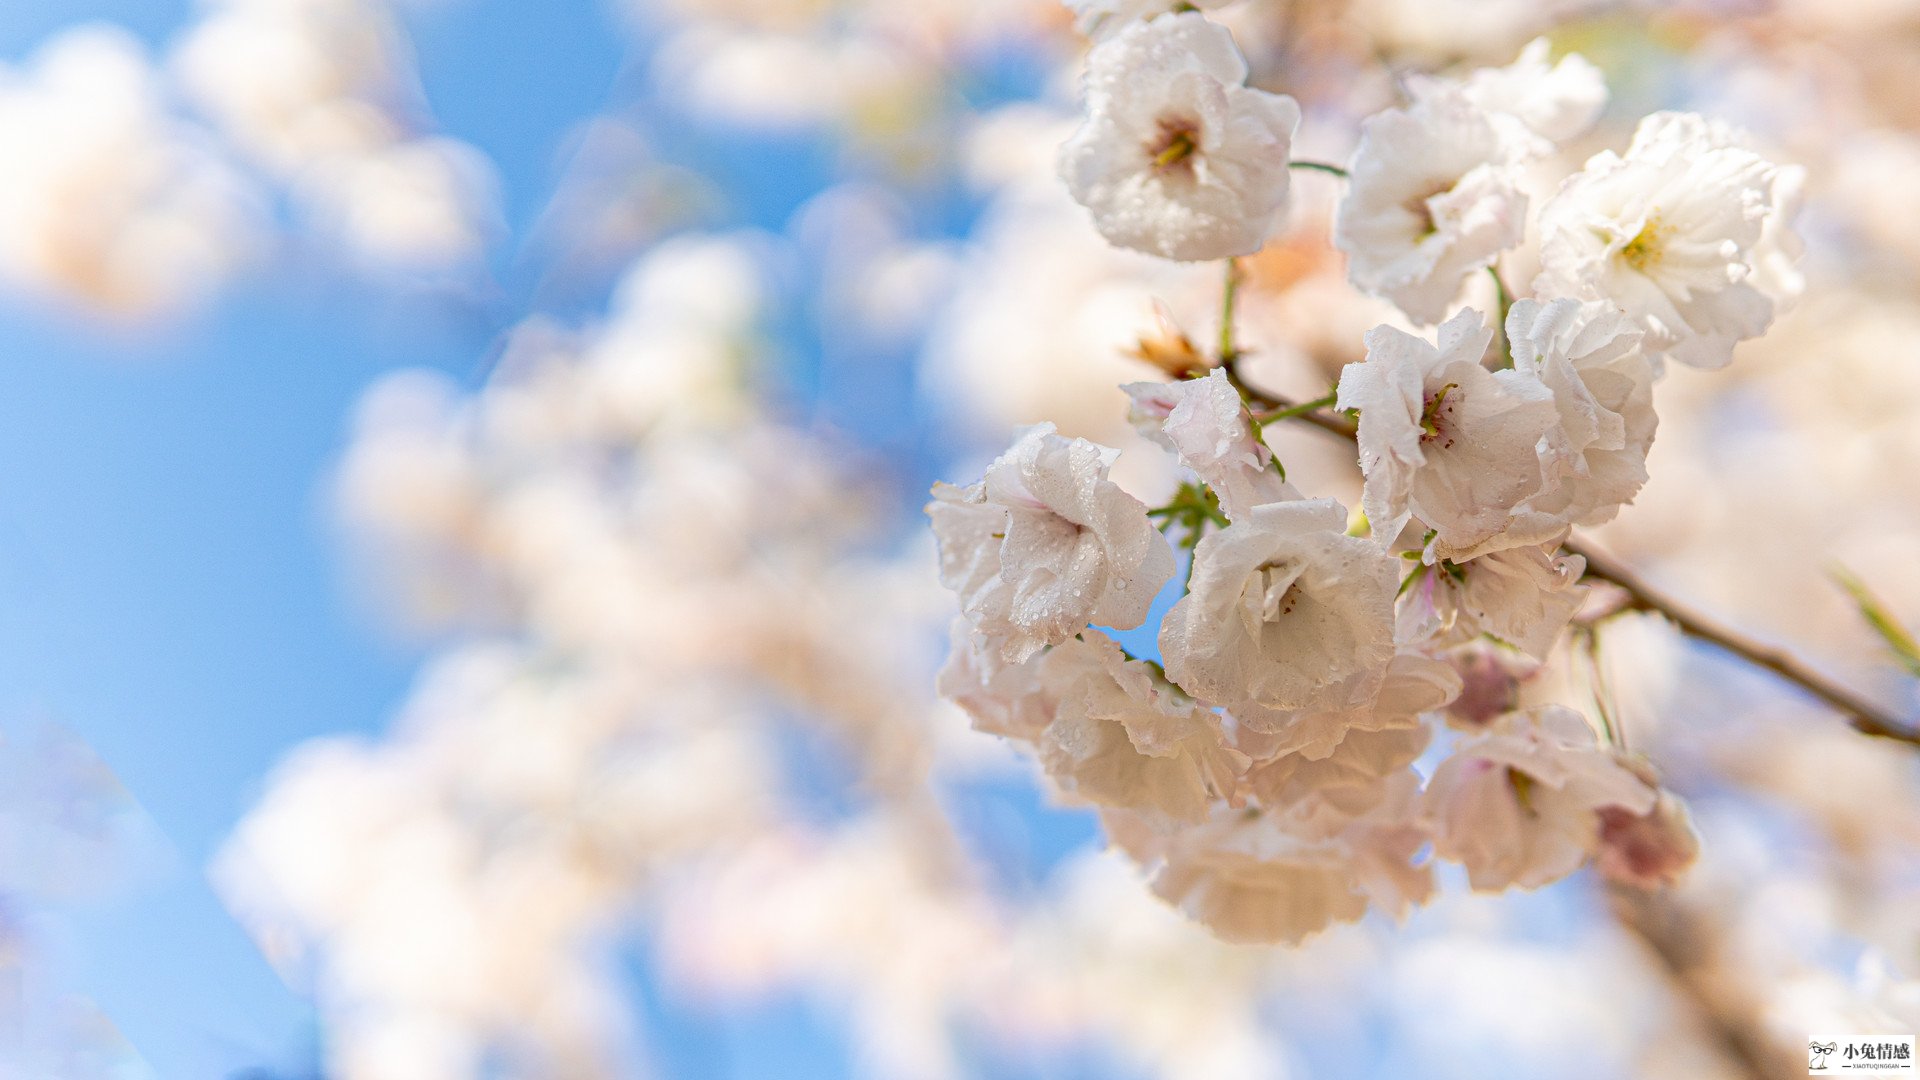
[1832,565,1920,680]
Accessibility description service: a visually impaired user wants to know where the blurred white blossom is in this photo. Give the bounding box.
[1424,706,1655,891]
[0,26,264,317]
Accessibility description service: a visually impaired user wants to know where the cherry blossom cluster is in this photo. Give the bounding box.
[931,9,1803,944]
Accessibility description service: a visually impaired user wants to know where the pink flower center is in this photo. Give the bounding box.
[1147,116,1202,175]
[1419,381,1461,449]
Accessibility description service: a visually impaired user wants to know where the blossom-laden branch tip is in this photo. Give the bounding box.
[926,16,1882,953]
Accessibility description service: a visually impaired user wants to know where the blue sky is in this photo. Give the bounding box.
[0,0,638,1072]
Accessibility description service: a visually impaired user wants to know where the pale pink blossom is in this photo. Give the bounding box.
[1240,723,1432,819]
[1395,543,1589,661]
[1036,632,1246,823]
[1593,756,1700,889]
[1440,644,1540,729]
[1160,499,1398,713]
[1122,369,1294,519]
[1228,651,1459,760]
[1424,706,1656,891]
[934,618,1054,743]
[929,424,1175,662]
[1336,309,1558,561]
[1116,771,1432,944]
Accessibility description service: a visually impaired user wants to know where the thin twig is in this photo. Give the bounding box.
[1568,538,1920,748]
[1236,384,1920,749]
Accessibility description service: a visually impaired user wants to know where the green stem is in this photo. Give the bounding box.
[1581,624,1623,749]
[1254,392,1338,424]
[1288,160,1349,178]
[1488,265,1516,369]
[1218,258,1242,363]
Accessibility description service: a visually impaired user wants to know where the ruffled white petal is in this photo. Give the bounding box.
[929,424,1175,662]
[1160,499,1399,713]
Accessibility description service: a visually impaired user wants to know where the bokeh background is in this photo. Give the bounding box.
[4,1,1920,1078]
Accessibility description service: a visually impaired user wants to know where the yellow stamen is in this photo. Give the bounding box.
[1419,382,1459,441]
[1621,212,1670,272]
[1153,130,1196,169]
[1508,768,1538,815]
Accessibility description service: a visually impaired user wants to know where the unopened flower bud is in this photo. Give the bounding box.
[1595,755,1700,888]
[1126,300,1211,378]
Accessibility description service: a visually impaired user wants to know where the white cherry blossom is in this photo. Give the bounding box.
[1333,87,1528,324]
[1533,110,1797,370]
[1504,297,1657,533]
[1336,309,1558,561]
[1411,38,1606,148]
[1123,369,1295,519]
[1750,161,1807,308]
[1060,13,1301,261]
[1423,706,1657,891]
[935,618,1055,743]
[1228,651,1460,760]
[1665,112,1806,309]
[1036,632,1246,824]
[1119,771,1433,944]
[1395,544,1589,661]
[1160,499,1398,714]
[929,423,1175,663]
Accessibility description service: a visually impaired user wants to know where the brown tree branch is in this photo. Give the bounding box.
[1609,887,1801,1080]
[1230,375,1920,749]
[1563,539,1920,748]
